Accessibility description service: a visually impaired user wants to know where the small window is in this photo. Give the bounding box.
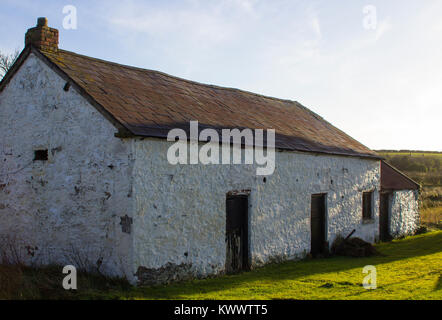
[34,149,48,161]
[362,191,373,221]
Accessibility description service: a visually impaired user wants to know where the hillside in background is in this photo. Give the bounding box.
[376,150,442,227]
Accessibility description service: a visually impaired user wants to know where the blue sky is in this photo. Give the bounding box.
[1,0,441,151]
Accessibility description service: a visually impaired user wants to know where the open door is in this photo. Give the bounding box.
[379,192,391,241]
[225,195,249,273]
[311,194,327,256]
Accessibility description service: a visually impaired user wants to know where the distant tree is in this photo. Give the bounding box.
[0,49,20,79]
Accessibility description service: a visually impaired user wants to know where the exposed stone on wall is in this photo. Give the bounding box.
[390,190,420,238]
[120,215,133,234]
[135,263,194,286]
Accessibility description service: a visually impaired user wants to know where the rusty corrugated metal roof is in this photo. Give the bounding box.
[37,48,380,159]
[381,161,420,190]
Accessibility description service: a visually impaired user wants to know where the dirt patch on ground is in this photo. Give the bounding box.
[331,235,379,257]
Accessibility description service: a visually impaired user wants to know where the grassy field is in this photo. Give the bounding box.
[421,207,442,226]
[1,231,441,300]
[377,151,442,158]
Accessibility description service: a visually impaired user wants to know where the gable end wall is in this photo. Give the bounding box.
[0,53,135,280]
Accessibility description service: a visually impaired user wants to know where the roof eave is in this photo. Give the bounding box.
[0,46,32,93]
[120,129,382,160]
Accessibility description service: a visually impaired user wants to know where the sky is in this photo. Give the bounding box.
[1,0,441,151]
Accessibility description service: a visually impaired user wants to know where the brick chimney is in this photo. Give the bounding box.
[25,17,59,52]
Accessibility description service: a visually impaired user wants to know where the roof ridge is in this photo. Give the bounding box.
[55,49,303,106]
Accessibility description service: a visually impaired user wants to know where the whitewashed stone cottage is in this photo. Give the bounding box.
[0,19,420,284]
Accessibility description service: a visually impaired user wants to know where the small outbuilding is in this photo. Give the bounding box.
[380,161,420,240]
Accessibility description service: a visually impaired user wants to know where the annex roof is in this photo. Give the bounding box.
[381,161,420,191]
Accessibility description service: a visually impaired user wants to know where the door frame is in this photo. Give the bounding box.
[225,194,250,272]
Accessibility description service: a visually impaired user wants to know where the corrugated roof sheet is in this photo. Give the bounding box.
[39,49,380,159]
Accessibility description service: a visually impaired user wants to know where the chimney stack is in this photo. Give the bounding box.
[25,17,59,52]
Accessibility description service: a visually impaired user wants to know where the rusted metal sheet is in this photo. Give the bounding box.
[37,49,381,159]
[381,161,420,191]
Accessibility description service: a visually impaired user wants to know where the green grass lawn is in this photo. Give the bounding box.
[2,231,441,300]
[378,152,442,158]
[115,231,442,300]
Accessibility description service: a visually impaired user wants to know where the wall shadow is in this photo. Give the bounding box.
[133,232,442,299]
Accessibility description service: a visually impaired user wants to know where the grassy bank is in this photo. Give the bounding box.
[1,231,441,300]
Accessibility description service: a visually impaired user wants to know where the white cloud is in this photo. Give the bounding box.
[96,1,441,151]
[374,18,391,41]
[105,0,259,44]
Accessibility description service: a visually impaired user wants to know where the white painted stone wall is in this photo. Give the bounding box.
[132,138,381,282]
[0,53,134,279]
[389,190,419,237]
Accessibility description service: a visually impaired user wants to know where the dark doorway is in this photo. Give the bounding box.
[379,192,392,242]
[225,195,249,273]
[311,194,327,256]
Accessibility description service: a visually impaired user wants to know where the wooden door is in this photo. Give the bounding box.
[226,195,249,273]
[379,192,391,241]
[311,194,326,256]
